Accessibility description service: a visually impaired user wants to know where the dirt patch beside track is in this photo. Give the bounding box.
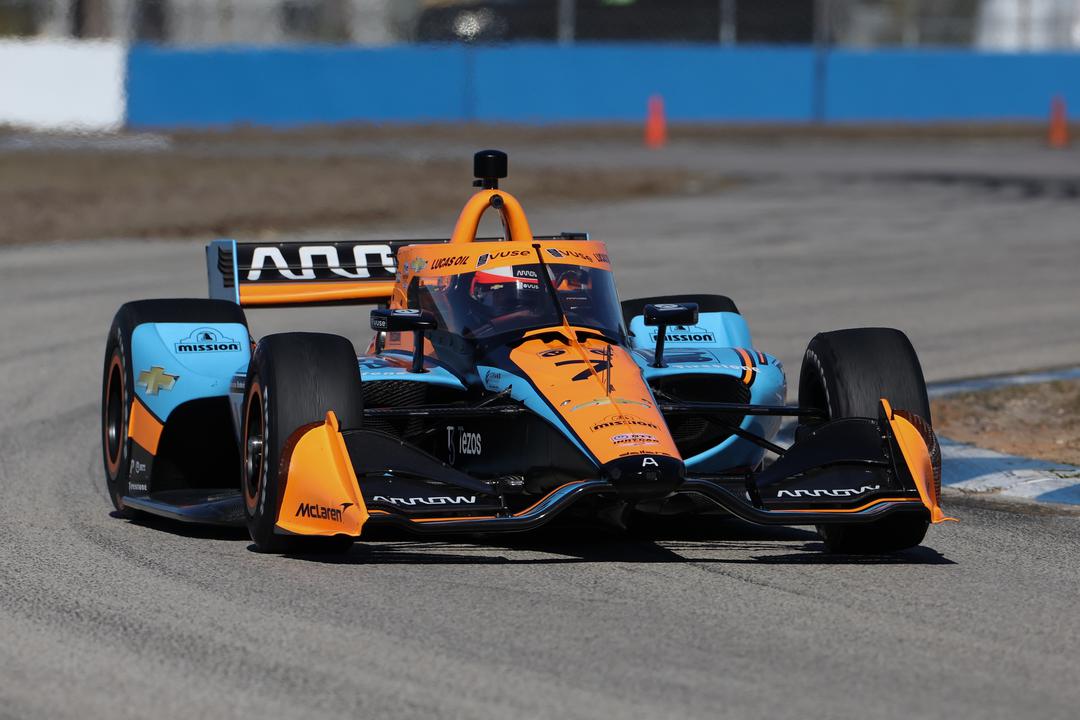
[932,379,1080,465]
[6,121,1076,246]
[0,145,735,245]
[170,122,1066,144]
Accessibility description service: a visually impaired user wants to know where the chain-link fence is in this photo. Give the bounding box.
[1,0,1078,50]
[0,0,411,43]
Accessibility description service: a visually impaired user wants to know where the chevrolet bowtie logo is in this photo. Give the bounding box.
[137,366,178,395]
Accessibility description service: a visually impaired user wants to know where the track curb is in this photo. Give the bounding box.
[931,367,1080,506]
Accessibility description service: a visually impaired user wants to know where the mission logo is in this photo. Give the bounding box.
[174,328,243,354]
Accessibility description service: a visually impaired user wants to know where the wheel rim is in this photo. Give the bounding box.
[799,350,832,423]
[104,354,124,477]
[243,384,265,509]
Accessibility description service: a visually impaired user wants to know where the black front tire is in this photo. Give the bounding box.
[241,332,363,554]
[797,327,933,554]
[101,299,247,515]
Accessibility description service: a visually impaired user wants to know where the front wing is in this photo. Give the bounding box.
[264,398,951,538]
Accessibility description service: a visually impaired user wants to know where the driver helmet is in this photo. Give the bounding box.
[554,267,591,292]
[469,265,541,315]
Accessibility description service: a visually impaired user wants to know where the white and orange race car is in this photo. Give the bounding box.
[101,150,951,555]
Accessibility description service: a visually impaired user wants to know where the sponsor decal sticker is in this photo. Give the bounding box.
[618,449,668,458]
[477,249,532,267]
[446,426,482,463]
[245,244,395,281]
[545,248,595,263]
[648,325,717,344]
[590,415,660,432]
[611,433,660,446]
[514,268,540,287]
[129,458,148,478]
[174,327,243,354]
[571,397,653,412]
[372,495,478,506]
[776,485,881,499]
[430,255,469,271]
[295,501,353,522]
[136,366,178,395]
[669,363,750,370]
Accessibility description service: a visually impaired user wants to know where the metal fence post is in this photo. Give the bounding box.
[718,0,736,45]
[902,0,920,47]
[557,0,575,44]
[812,0,832,123]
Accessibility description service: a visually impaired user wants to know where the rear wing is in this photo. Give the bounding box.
[207,238,446,307]
[207,234,589,307]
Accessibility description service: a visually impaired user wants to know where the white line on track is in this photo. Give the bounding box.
[940,439,1080,504]
[933,368,1080,505]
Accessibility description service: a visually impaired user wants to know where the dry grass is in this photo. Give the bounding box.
[171,121,1065,145]
[932,379,1080,466]
[0,148,733,245]
[1,121,1058,246]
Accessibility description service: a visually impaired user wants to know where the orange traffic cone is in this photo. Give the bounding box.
[645,94,667,149]
[1049,95,1069,149]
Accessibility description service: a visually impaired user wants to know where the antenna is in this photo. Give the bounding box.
[473,149,508,189]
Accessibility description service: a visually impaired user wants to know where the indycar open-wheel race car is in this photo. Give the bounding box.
[101,150,952,555]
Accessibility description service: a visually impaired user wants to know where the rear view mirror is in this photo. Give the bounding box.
[370,308,438,373]
[642,302,699,368]
[370,308,437,333]
[643,302,699,328]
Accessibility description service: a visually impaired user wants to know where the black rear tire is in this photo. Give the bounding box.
[101,299,248,515]
[242,332,363,554]
[797,328,932,554]
[620,293,739,328]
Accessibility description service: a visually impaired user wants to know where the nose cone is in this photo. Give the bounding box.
[601,454,685,500]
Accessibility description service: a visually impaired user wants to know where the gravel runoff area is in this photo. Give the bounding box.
[933,379,1080,466]
[3,122,1080,246]
[0,140,734,245]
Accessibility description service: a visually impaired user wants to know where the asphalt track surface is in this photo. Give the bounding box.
[2,144,1080,719]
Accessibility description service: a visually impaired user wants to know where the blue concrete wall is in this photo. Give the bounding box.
[127,45,471,127]
[126,44,1080,128]
[825,50,1080,121]
[470,45,815,122]
[127,43,816,127]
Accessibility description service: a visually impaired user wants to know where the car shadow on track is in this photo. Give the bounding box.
[285,515,955,567]
[117,510,953,566]
[116,511,952,566]
[120,511,250,541]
